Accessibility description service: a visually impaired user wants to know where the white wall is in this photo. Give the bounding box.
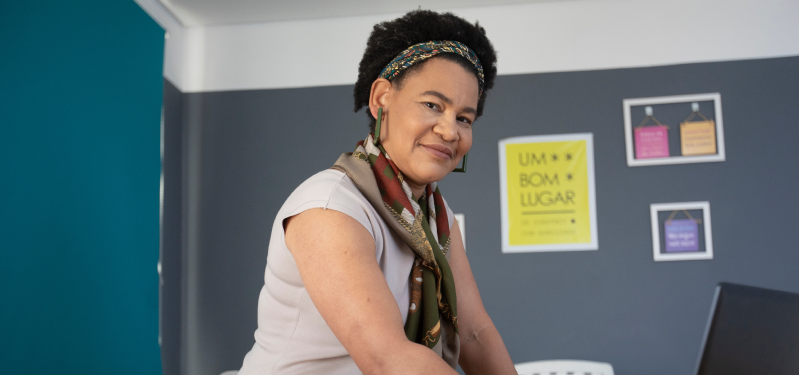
[137,0,799,92]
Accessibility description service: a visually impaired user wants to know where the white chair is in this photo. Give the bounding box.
[514,359,614,375]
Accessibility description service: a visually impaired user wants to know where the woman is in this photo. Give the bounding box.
[239,10,516,375]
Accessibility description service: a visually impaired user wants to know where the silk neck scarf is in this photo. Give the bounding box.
[331,133,460,367]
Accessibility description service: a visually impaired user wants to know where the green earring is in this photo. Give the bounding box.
[453,152,468,173]
[373,107,383,145]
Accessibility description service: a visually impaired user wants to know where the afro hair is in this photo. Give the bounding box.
[353,10,498,131]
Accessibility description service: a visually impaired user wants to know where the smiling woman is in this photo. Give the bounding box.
[237,10,514,375]
[373,57,477,196]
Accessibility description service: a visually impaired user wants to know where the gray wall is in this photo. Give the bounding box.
[162,79,185,375]
[162,56,799,375]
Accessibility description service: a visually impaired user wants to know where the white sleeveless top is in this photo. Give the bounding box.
[238,169,454,375]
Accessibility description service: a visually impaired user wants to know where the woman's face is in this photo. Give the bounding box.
[375,58,479,193]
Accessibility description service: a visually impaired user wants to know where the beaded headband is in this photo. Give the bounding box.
[378,40,484,97]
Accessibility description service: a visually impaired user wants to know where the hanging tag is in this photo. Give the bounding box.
[634,126,670,159]
[680,120,716,156]
[664,219,699,252]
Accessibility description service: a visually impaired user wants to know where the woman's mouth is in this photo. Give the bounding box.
[422,144,453,159]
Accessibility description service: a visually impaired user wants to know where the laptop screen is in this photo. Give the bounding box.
[696,282,799,375]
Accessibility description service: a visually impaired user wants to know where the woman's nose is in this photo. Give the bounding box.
[434,114,459,141]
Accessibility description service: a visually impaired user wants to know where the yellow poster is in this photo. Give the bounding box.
[499,133,598,253]
[680,120,717,156]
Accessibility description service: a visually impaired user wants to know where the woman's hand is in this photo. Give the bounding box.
[285,208,459,375]
[449,218,518,375]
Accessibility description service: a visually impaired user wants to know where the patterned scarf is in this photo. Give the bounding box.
[332,133,460,367]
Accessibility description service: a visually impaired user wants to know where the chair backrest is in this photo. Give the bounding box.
[515,359,614,375]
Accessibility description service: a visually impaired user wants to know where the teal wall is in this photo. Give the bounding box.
[0,1,164,374]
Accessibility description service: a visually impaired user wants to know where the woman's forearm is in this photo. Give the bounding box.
[361,340,459,375]
[458,322,517,375]
[447,221,516,374]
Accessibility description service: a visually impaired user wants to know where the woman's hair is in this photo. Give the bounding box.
[354,10,498,131]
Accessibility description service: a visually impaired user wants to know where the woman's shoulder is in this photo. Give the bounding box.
[279,169,376,233]
[286,169,363,206]
[291,169,349,197]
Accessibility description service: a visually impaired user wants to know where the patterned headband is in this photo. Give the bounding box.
[378,40,485,97]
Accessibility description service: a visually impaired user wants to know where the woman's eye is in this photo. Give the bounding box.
[458,117,473,125]
[424,102,439,111]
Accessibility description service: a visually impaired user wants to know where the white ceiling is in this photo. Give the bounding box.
[157,0,557,26]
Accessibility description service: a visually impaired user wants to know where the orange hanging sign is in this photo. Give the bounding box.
[680,120,716,156]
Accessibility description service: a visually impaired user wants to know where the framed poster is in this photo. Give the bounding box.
[499,133,598,253]
[623,93,725,167]
[453,213,466,251]
[650,201,713,261]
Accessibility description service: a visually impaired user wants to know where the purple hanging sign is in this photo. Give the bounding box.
[664,219,699,252]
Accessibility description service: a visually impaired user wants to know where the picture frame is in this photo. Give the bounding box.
[498,133,598,253]
[623,93,725,167]
[650,201,713,262]
[453,213,466,251]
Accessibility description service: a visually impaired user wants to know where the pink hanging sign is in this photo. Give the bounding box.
[634,126,669,159]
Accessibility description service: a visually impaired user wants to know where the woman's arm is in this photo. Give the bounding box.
[449,218,517,374]
[284,208,458,375]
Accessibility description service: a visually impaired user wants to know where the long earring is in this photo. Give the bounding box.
[373,107,383,146]
[453,152,468,173]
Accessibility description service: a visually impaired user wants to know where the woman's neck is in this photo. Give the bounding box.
[407,183,425,201]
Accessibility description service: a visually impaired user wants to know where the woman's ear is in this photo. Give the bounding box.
[368,78,392,119]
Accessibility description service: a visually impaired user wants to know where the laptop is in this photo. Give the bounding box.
[695,282,799,375]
